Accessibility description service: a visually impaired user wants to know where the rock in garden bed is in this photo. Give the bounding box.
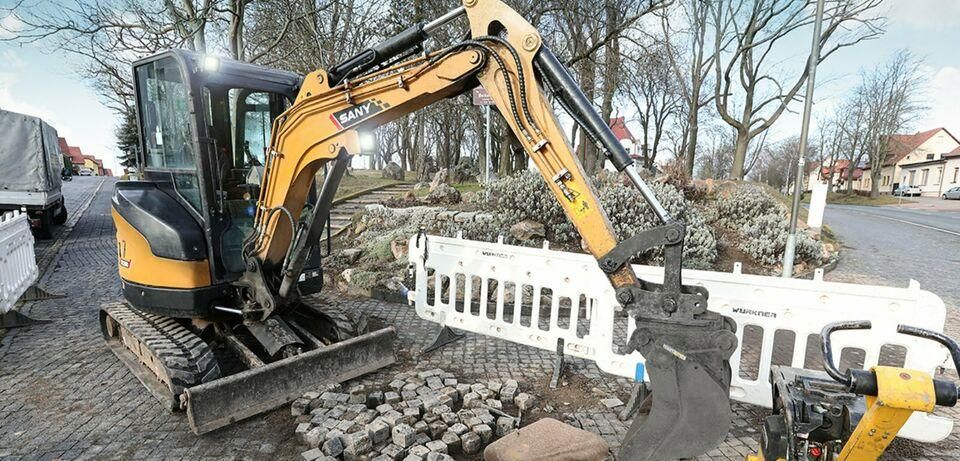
[290,369,536,460]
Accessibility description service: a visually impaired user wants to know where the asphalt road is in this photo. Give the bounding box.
[824,203,960,334]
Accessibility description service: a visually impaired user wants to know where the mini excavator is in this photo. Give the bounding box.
[103,0,736,456]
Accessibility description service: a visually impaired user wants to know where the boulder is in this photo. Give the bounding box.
[509,220,545,242]
[430,168,449,191]
[391,238,409,260]
[382,162,404,180]
[482,418,608,461]
[341,248,362,264]
[425,183,461,205]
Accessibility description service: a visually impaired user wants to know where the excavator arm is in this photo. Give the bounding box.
[242,0,737,458]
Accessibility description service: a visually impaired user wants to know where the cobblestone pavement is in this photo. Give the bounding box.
[1,180,958,460]
[0,178,300,461]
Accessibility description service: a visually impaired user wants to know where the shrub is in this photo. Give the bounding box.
[482,171,577,243]
[592,172,716,268]
[714,184,823,266]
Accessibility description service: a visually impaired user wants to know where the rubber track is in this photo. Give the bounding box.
[101,302,221,397]
[300,295,368,339]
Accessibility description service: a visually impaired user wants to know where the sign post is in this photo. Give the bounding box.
[472,87,494,182]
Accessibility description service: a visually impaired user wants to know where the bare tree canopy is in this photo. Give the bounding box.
[3,0,675,179]
[856,50,926,197]
[624,41,682,170]
[710,0,885,179]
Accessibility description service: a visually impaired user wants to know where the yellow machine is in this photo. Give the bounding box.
[103,0,737,457]
[99,0,960,458]
[748,321,960,461]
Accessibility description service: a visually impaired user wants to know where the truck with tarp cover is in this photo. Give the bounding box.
[0,108,68,238]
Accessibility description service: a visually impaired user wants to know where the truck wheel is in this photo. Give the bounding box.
[53,203,67,225]
[36,212,53,240]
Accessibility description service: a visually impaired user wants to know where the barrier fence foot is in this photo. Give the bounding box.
[19,285,66,302]
[550,339,566,389]
[422,325,465,354]
[0,310,51,329]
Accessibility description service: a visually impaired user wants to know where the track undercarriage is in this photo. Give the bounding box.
[100,298,396,434]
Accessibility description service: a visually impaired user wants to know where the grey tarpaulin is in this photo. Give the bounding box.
[0,108,64,193]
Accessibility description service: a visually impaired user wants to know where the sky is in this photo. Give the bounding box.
[0,0,959,176]
[765,0,960,143]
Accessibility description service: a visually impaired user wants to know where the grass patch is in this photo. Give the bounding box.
[802,191,911,206]
[327,169,410,200]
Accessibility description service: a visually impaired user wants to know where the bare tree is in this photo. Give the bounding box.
[624,42,682,170]
[696,125,735,179]
[660,0,716,176]
[751,135,817,190]
[710,0,884,179]
[857,50,925,197]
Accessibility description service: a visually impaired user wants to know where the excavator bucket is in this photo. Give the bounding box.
[617,326,733,460]
[183,326,397,434]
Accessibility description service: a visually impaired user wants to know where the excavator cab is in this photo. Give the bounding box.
[119,50,304,314]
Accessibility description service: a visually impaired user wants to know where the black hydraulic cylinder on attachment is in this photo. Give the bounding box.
[326,7,466,86]
[533,46,633,172]
[534,45,671,223]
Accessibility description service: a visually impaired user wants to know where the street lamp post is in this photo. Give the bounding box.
[783,0,825,278]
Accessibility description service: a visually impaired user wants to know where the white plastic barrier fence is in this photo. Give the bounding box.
[0,210,38,314]
[408,234,954,443]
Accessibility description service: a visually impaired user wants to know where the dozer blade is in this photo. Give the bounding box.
[183,326,397,434]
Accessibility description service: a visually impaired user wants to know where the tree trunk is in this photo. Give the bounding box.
[684,106,699,176]
[474,108,487,181]
[869,169,881,198]
[498,128,511,177]
[578,48,598,174]
[731,130,749,179]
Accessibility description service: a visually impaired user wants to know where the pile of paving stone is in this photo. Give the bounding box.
[291,368,537,461]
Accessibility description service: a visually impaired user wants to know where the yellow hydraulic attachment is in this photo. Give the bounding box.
[747,322,960,461]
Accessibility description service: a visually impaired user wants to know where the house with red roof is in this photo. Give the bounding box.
[599,117,640,172]
[807,159,863,191]
[854,127,960,196]
[82,155,105,176]
[57,136,110,176]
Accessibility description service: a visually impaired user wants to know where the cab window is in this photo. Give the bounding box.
[136,57,195,170]
[136,56,204,214]
[200,86,288,273]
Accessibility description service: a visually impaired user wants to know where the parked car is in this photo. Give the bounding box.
[943,186,960,200]
[893,185,922,197]
[78,168,93,176]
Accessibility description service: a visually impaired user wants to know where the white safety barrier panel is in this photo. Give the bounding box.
[408,234,954,443]
[0,210,38,314]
